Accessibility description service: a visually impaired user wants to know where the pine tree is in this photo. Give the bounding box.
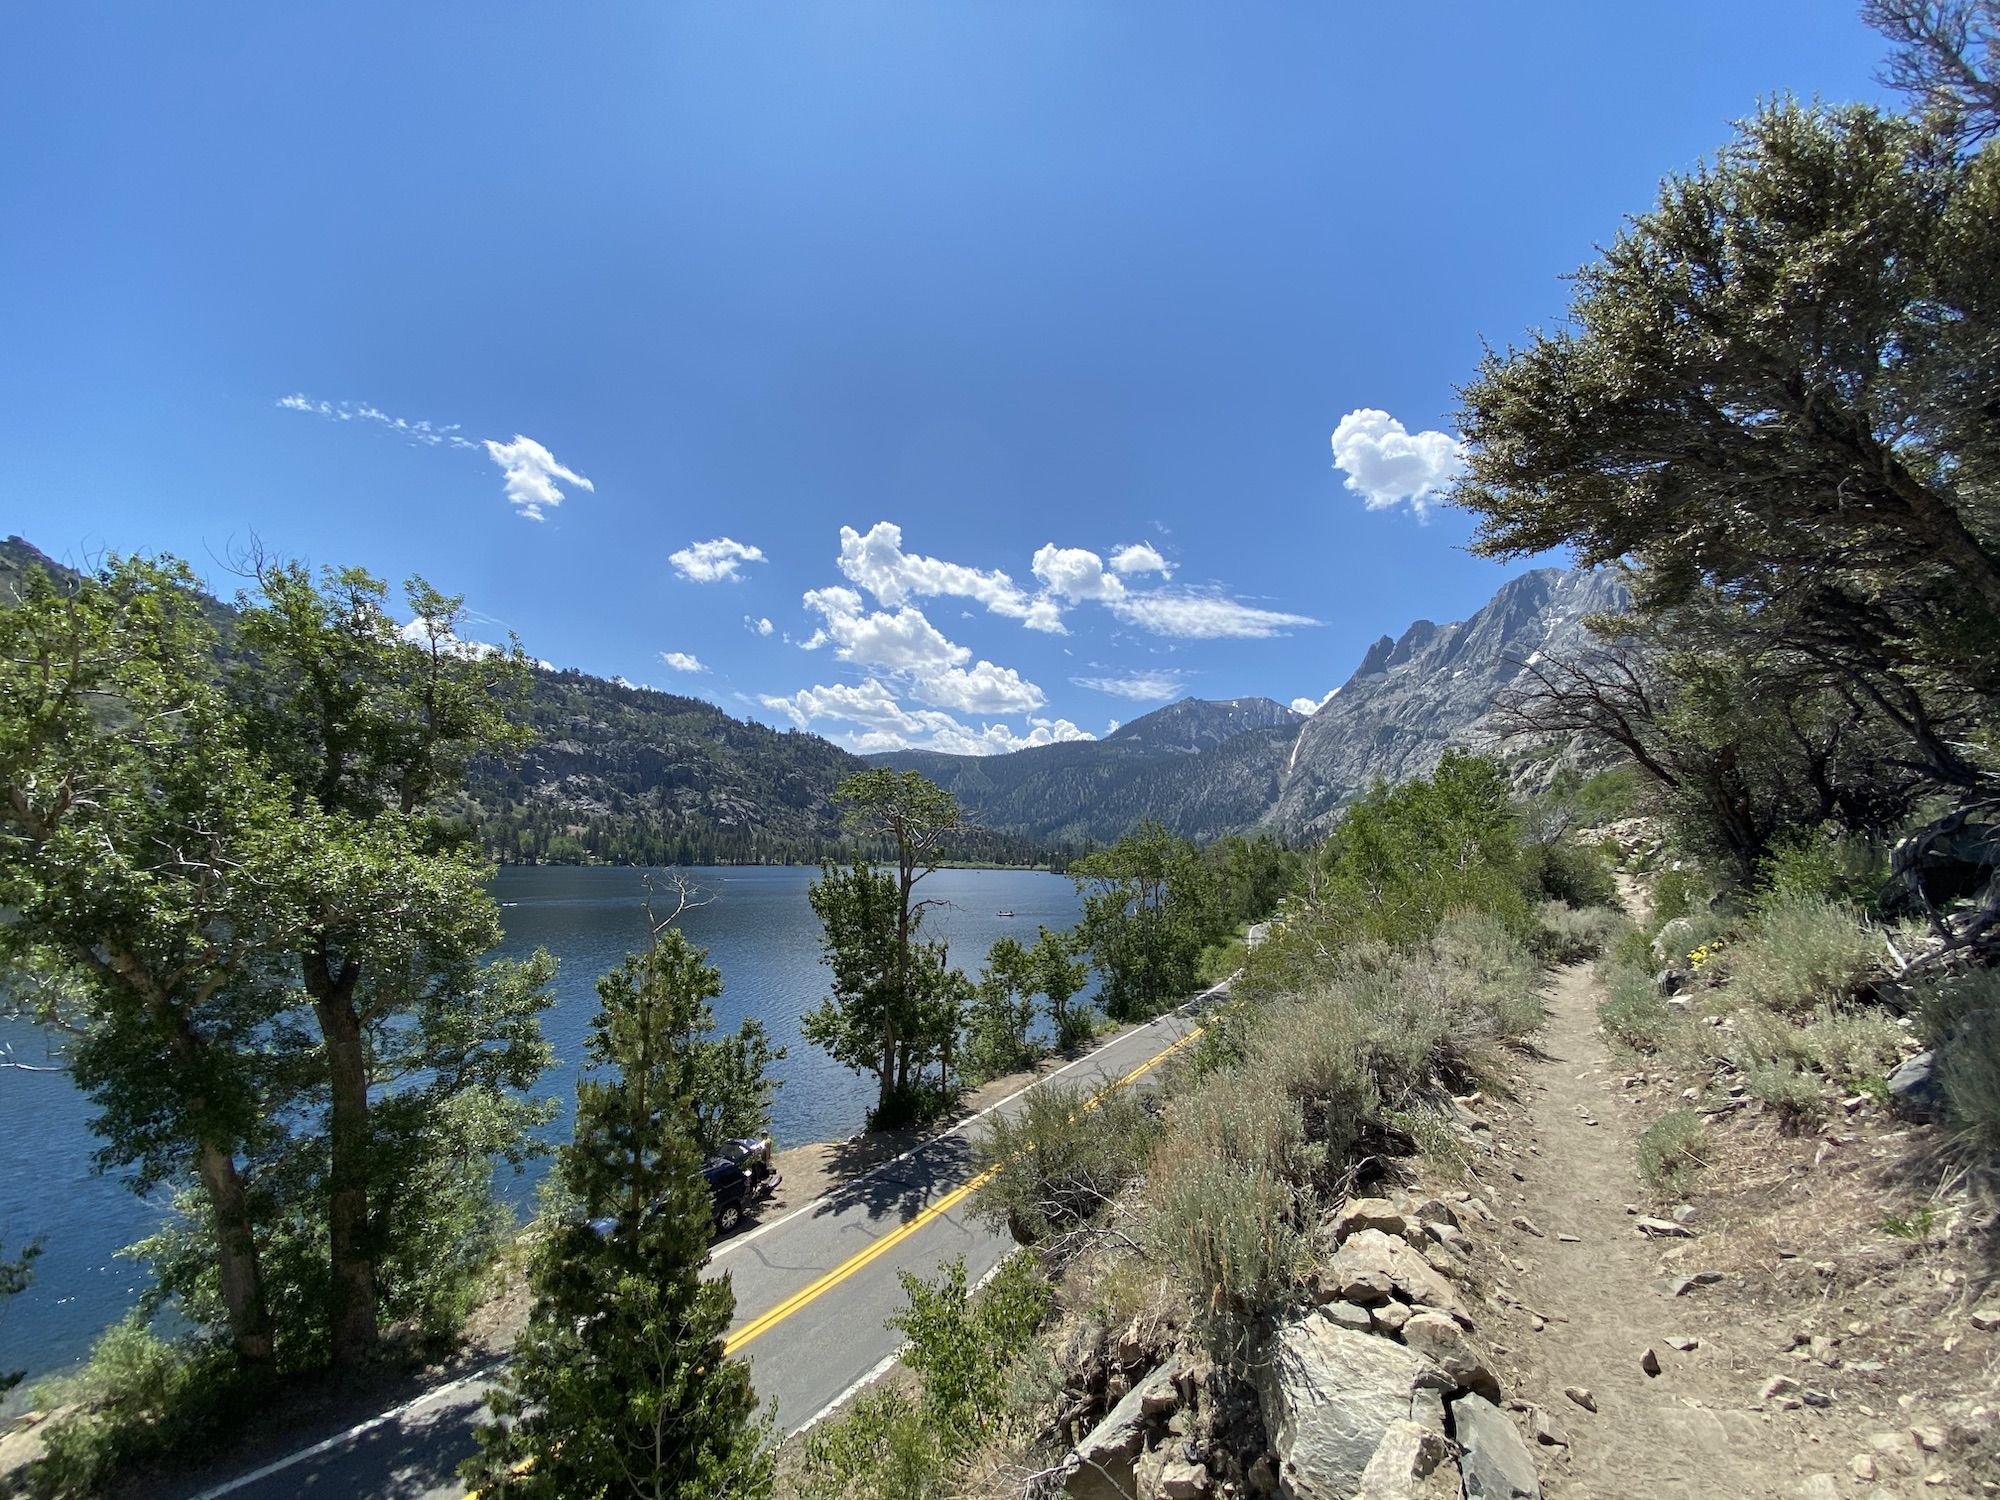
[467,918,772,1500]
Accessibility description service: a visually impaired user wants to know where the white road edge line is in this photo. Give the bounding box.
[181,1362,504,1500]
[712,981,1227,1262]
[788,1252,1017,1437]
[179,980,1232,1497]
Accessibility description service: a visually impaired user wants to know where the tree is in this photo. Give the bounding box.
[803,772,971,1127]
[2,1236,41,1393]
[1072,822,1218,1021]
[1026,926,1092,1050]
[233,559,542,1364]
[1452,100,2000,817]
[1866,1,2000,142]
[965,937,1038,1080]
[0,556,300,1371]
[467,918,772,1500]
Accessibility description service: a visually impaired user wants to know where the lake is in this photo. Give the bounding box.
[0,864,1084,1386]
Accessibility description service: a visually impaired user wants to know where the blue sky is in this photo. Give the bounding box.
[3,3,1889,753]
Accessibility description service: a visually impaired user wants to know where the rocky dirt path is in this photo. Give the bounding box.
[1495,962,1825,1500]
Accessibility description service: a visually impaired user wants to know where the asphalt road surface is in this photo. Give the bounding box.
[174,996,1214,1500]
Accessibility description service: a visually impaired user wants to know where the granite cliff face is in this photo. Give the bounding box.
[1264,567,1628,839]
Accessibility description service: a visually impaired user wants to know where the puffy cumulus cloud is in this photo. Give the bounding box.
[669,537,766,583]
[837,521,1066,634]
[801,587,969,673]
[1107,591,1318,640]
[1108,542,1172,578]
[483,434,594,522]
[761,678,1088,757]
[1031,544,1126,603]
[1072,670,1188,702]
[910,659,1045,716]
[745,615,774,636]
[660,651,706,673]
[1290,688,1338,716]
[1330,408,1466,517]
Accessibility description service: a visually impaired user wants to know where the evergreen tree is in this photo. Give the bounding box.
[468,918,772,1499]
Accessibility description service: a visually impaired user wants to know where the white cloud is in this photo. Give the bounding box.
[745,616,775,636]
[1073,670,1188,701]
[911,659,1045,715]
[660,651,706,673]
[483,434,595,522]
[278,393,479,450]
[669,537,766,583]
[836,521,1065,634]
[761,677,1087,756]
[1031,544,1126,603]
[1330,408,1467,517]
[1108,542,1172,578]
[396,617,552,671]
[802,587,968,674]
[1107,591,1318,640]
[1290,688,1338,716]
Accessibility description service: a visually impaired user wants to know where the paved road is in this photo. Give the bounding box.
[176,998,1213,1500]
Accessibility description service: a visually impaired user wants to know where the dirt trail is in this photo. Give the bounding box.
[1499,962,1818,1499]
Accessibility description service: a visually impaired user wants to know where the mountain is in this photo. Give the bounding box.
[1265,566,1629,838]
[865,697,1303,847]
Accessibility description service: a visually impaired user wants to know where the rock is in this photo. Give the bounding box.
[1791,1477,1842,1500]
[1563,1386,1596,1413]
[1869,1430,1923,1475]
[1667,1336,1699,1352]
[1635,1216,1695,1238]
[1331,1196,1411,1243]
[1141,1375,1182,1419]
[1524,1406,1569,1447]
[1402,1311,1502,1403]
[1409,1198,1460,1230]
[1761,1375,1803,1401]
[1255,1317,1453,1500]
[1139,1451,1210,1500]
[1323,1229,1464,1316]
[1510,1215,1545,1238]
[1802,1388,1835,1408]
[1411,1386,1448,1434]
[1371,1299,1412,1335]
[1639,1347,1662,1377]
[1068,1363,1177,1500]
[1355,1418,1462,1500]
[1452,1392,1543,1499]
[1910,1424,1948,1453]
[1671,1203,1697,1223]
[1886,1049,1945,1121]
[1247,1455,1279,1495]
[1321,1301,1376,1334]
[1970,1307,2000,1332]
[1850,1454,1879,1481]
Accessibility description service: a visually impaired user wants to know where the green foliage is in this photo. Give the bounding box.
[1536,901,1633,964]
[1073,822,1220,1021]
[1526,839,1619,910]
[972,1082,1156,1249]
[1598,965,1681,1055]
[1752,831,1891,915]
[1649,868,1719,931]
[1744,1064,1827,1130]
[1878,1204,1939,1241]
[22,1318,248,1497]
[1636,1109,1707,1197]
[1,1235,39,1394]
[1728,898,1881,1016]
[1905,967,2000,1152]
[1146,1142,1307,1364]
[467,925,773,1500]
[963,937,1040,1082]
[800,1255,1050,1500]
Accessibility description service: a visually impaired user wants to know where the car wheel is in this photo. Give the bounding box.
[716,1202,744,1235]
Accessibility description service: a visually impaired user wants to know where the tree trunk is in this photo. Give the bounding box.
[195,1140,275,1372]
[307,949,380,1365]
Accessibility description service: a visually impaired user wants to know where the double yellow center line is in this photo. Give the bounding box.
[723,1020,1204,1356]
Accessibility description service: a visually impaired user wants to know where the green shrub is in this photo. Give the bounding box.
[1599,965,1676,1053]
[1752,831,1889,915]
[972,1082,1156,1249]
[1745,1063,1826,1129]
[1169,1068,1321,1189]
[1939,1007,2000,1154]
[799,1255,1050,1499]
[1146,1140,1306,1365]
[1729,898,1880,1016]
[1528,839,1619,910]
[1800,1008,1906,1088]
[25,1319,248,1496]
[1536,901,1633,963]
[1649,867,1718,929]
[1637,1109,1707,1196]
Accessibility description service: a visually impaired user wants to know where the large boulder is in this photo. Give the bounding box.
[1451,1393,1542,1500]
[1321,1228,1464,1317]
[1327,1197,1409,1243]
[1886,1049,1944,1122]
[1355,1419,1462,1500]
[1400,1311,1502,1403]
[1256,1317,1453,1499]
[1068,1363,1177,1500]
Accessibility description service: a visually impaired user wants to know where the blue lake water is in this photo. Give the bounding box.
[0,865,1084,1386]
